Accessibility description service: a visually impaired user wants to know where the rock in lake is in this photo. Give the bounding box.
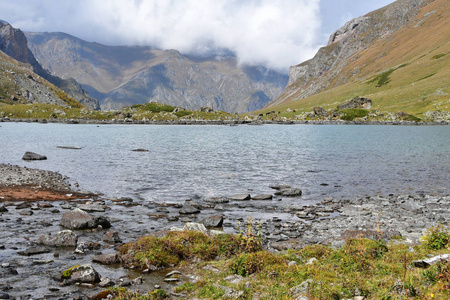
[60,208,110,229]
[132,148,149,152]
[201,215,224,228]
[252,194,273,200]
[37,230,78,247]
[179,204,200,214]
[227,194,251,201]
[204,196,229,204]
[92,253,121,265]
[103,230,122,243]
[275,188,302,197]
[62,264,100,284]
[22,151,47,160]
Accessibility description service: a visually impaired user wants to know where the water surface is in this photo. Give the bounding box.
[1,123,449,204]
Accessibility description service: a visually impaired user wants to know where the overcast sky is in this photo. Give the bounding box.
[0,0,395,73]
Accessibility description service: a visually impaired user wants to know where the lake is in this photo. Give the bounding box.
[0,122,449,204]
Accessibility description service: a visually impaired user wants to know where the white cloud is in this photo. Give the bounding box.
[0,0,321,73]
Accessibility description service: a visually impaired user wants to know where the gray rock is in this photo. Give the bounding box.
[92,253,120,265]
[183,222,208,235]
[290,279,314,298]
[0,206,8,213]
[269,184,291,190]
[179,204,200,214]
[413,254,450,268]
[60,208,97,229]
[22,151,47,160]
[227,194,251,201]
[103,230,122,243]
[64,264,101,283]
[18,246,51,256]
[201,215,224,228]
[0,293,10,299]
[337,96,372,110]
[275,188,302,197]
[252,194,273,200]
[99,277,115,287]
[77,203,106,212]
[224,274,244,284]
[96,216,111,229]
[37,230,78,247]
[204,196,229,203]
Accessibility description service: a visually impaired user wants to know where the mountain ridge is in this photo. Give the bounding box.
[265,0,449,116]
[0,22,98,109]
[26,32,288,113]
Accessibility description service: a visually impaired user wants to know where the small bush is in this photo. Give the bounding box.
[432,53,447,60]
[339,108,370,121]
[420,224,449,250]
[229,251,283,276]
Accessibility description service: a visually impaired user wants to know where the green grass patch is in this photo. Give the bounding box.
[174,110,191,118]
[119,230,262,270]
[367,64,409,88]
[339,108,370,121]
[432,53,447,60]
[131,102,175,113]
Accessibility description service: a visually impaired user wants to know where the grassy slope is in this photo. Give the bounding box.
[256,0,450,117]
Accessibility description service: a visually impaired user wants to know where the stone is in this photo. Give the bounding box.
[64,265,101,284]
[290,279,314,298]
[0,206,8,212]
[313,106,329,118]
[74,242,90,254]
[0,293,10,299]
[37,230,78,247]
[269,184,291,190]
[306,258,318,265]
[204,196,229,204]
[103,230,122,243]
[96,216,111,229]
[19,210,33,216]
[252,194,273,200]
[224,274,244,284]
[92,253,121,265]
[98,277,115,287]
[22,151,47,160]
[227,194,251,201]
[183,222,208,235]
[413,254,450,268]
[77,203,106,212]
[337,96,372,110]
[165,270,182,278]
[275,188,302,197]
[18,246,51,256]
[132,148,149,152]
[179,204,200,214]
[60,208,97,229]
[201,215,224,228]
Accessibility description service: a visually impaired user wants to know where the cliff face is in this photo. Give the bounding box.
[26,32,288,113]
[269,0,436,107]
[0,21,98,109]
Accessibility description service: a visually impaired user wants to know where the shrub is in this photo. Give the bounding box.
[229,251,283,276]
[339,108,370,121]
[420,224,449,250]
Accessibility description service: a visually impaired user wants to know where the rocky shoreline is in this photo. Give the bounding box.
[1,117,449,126]
[0,165,449,299]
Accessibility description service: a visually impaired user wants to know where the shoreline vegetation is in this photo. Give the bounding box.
[0,102,449,126]
[0,164,448,299]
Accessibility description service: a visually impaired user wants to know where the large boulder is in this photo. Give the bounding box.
[275,188,302,197]
[37,230,78,247]
[201,215,224,228]
[22,151,47,160]
[60,208,110,229]
[61,264,100,284]
[337,96,372,110]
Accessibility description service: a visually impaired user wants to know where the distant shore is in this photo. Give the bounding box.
[1,117,449,126]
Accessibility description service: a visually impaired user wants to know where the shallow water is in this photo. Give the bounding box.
[1,123,449,203]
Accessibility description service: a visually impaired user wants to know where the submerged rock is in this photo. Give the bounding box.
[227,194,251,201]
[275,188,302,197]
[92,253,120,265]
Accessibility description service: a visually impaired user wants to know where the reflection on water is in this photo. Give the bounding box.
[1,123,449,203]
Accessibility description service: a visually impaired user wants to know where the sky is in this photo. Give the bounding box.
[0,0,395,73]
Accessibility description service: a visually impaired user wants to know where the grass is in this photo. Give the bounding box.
[110,225,450,300]
[259,0,450,118]
[339,108,370,121]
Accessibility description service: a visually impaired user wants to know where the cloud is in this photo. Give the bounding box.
[0,0,321,73]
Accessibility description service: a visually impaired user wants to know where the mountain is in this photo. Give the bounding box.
[25,32,288,113]
[265,0,449,116]
[0,47,83,109]
[0,21,99,109]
